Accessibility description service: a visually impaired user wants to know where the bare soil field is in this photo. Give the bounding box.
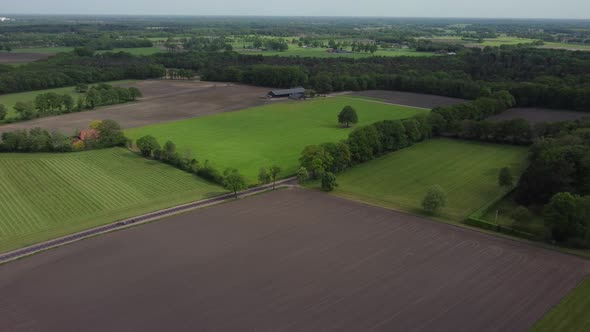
[350,90,466,108]
[0,80,271,134]
[0,52,53,64]
[489,107,589,124]
[0,188,587,332]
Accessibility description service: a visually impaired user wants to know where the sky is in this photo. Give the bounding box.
[1,0,590,19]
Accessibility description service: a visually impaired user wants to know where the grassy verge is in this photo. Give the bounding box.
[531,276,590,332]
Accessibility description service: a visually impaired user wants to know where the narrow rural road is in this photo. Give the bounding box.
[0,177,297,265]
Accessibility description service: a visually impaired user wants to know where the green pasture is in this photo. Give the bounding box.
[531,276,590,332]
[327,138,529,221]
[126,97,428,183]
[0,148,225,253]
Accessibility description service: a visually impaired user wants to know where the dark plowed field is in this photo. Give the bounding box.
[0,81,270,134]
[489,107,589,124]
[350,90,466,108]
[0,189,587,332]
[0,52,54,64]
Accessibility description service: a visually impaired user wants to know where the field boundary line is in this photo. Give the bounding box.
[335,95,431,110]
[0,177,297,265]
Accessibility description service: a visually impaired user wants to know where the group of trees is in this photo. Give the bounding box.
[159,45,590,111]
[5,84,142,122]
[0,120,127,152]
[544,192,590,248]
[516,120,590,206]
[299,110,434,188]
[183,37,233,52]
[85,84,142,109]
[0,52,165,94]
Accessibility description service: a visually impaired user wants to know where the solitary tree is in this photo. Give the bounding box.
[422,185,447,214]
[136,135,160,157]
[321,172,338,192]
[129,87,143,100]
[499,167,514,187]
[258,167,271,185]
[223,168,247,199]
[269,165,281,189]
[296,167,309,184]
[338,105,359,128]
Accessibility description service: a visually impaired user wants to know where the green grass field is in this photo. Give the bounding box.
[327,139,529,221]
[531,276,590,332]
[0,79,137,119]
[11,47,75,54]
[0,148,225,253]
[10,46,164,55]
[236,47,435,58]
[96,47,164,55]
[126,97,428,183]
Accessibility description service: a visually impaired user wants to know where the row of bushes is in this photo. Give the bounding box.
[0,120,128,153]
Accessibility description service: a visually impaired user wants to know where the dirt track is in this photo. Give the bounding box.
[0,52,54,64]
[489,107,590,124]
[350,90,466,108]
[0,81,271,134]
[0,188,586,332]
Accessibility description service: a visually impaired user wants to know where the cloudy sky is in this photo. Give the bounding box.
[2,0,589,19]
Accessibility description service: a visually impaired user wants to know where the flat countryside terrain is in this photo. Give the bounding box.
[0,148,225,253]
[0,188,586,331]
[328,139,529,221]
[126,97,429,182]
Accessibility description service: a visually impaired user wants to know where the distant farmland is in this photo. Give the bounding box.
[0,148,225,253]
[126,97,428,182]
[329,139,529,221]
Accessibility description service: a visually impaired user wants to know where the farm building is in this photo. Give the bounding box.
[267,87,305,98]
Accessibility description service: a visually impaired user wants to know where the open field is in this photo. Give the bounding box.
[426,35,590,51]
[541,42,590,51]
[0,52,54,64]
[0,148,225,253]
[0,188,587,331]
[96,47,165,55]
[11,47,75,54]
[349,90,466,108]
[328,139,529,221]
[126,97,428,182]
[0,80,137,119]
[488,107,589,124]
[0,80,270,134]
[532,276,590,332]
[236,47,436,58]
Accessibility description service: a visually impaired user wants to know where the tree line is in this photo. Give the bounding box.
[158,46,590,111]
[0,52,165,94]
[2,84,142,122]
[0,120,128,153]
